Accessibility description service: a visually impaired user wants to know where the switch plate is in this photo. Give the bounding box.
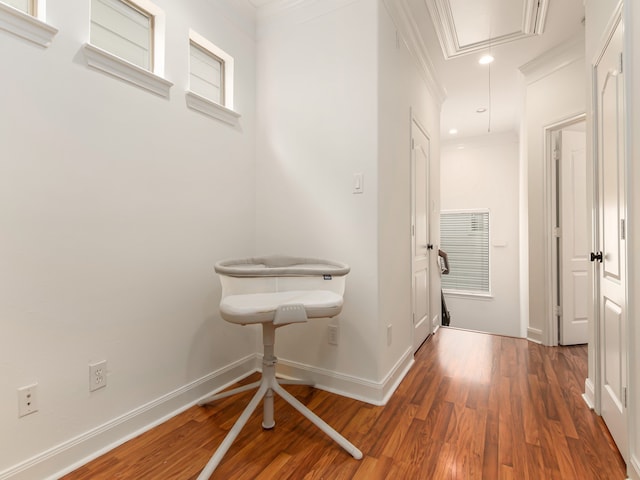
[353,173,364,194]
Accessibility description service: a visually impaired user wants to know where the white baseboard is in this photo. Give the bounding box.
[527,327,543,344]
[582,377,596,410]
[276,347,414,406]
[629,454,640,480]
[1,346,417,480]
[0,355,260,480]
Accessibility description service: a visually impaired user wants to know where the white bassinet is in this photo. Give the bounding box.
[195,255,361,480]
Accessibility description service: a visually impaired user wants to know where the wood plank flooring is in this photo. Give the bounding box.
[62,327,626,479]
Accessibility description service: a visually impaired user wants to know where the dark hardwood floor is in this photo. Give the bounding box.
[62,327,626,479]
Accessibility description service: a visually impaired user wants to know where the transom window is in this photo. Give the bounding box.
[90,0,153,71]
[190,40,225,106]
[440,210,490,295]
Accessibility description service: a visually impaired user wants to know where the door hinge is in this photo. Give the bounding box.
[554,305,562,317]
[619,53,624,74]
[553,148,560,161]
[623,386,628,408]
[553,227,561,238]
[621,219,626,240]
[411,138,415,150]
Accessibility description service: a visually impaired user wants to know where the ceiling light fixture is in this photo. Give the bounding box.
[479,54,494,65]
[449,128,458,135]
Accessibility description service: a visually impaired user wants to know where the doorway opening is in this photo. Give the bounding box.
[546,115,588,346]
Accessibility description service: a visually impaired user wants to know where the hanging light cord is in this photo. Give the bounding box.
[487,0,493,133]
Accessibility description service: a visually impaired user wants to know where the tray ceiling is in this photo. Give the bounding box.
[425,0,549,59]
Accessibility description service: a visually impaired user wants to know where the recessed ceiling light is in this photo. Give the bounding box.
[479,55,494,65]
[449,128,458,135]
[476,107,487,113]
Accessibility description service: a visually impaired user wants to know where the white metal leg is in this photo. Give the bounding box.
[271,382,363,460]
[196,323,361,479]
[198,381,261,405]
[197,381,269,480]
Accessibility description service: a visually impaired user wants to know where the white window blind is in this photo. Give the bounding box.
[90,0,153,70]
[3,0,33,14]
[190,41,225,106]
[440,210,490,294]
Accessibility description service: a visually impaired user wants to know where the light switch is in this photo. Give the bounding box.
[353,173,364,194]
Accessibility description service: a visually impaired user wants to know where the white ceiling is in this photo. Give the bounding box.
[407,0,585,140]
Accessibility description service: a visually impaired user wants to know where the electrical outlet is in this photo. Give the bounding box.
[387,324,393,346]
[328,325,339,345]
[18,383,38,417]
[89,360,107,392]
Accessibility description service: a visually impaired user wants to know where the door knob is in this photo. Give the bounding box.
[427,244,434,250]
[590,251,603,263]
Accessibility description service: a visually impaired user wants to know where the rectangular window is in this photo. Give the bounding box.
[90,0,153,71]
[440,210,490,294]
[3,0,35,15]
[190,40,225,106]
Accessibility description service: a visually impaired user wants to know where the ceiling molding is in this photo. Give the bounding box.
[383,0,447,105]
[519,34,585,84]
[425,0,550,59]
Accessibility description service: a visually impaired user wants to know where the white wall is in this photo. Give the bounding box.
[440,133,521,337]
[254,0,442,400]
[521,40,586,344]
[378,1,442,380]
[255,0,381,387]
[626,2,640,477]
[0,0,445,477]
[0,0,258,477]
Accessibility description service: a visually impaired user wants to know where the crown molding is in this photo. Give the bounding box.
[519,34,585,84]
[383,0,447,106]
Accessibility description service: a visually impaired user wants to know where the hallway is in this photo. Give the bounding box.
[63,328,625,479]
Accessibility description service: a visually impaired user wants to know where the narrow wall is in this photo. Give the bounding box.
[522,41,585,344]
[440,133,521,337]
[378,0,442,383]
[0,1,257,476]
[255,1,382,387]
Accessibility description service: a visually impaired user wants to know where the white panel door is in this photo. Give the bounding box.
[559,129,589,345]
[595,17,628,461]
[411,120,431,352]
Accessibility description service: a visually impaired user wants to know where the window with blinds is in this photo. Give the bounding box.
[189,40,225,106]
[440,210,490,294]
[3,0,34,15]
[90,0,153,71]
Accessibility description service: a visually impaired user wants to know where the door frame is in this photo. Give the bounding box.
[543,113,587,347]
[590,3,630,454]
[410,114,433,352]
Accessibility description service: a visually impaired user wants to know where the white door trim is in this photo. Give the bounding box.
[543,113,587,347]
[410,113,433,352]
[590,2,630,464]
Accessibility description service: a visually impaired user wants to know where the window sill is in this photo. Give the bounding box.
[185,91,240,125]
[82,43,173,98]
[0,2,58,47]
[442,289,493,300]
